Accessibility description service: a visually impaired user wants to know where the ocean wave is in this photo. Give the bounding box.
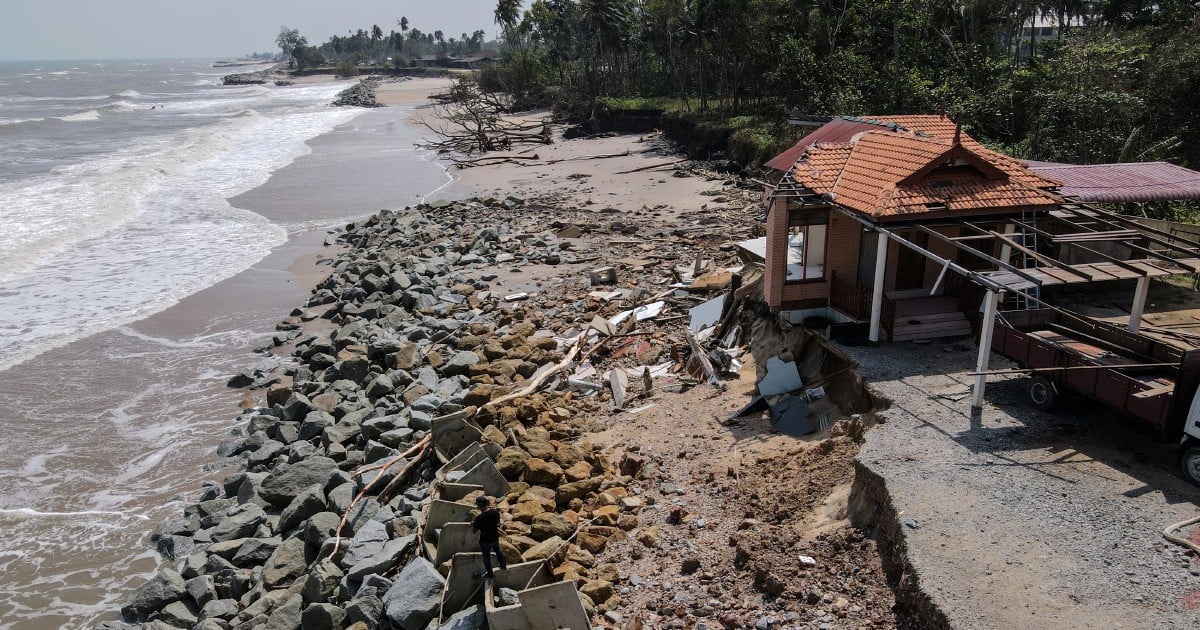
[0,117,47,126]
[100,100,137,113]
[0,87,360,370]
[0,508,145,521]
[56,109,100,122]
[114,89,141,98]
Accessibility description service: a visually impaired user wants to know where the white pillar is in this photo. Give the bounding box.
[973,289,1001,409]
[868,233,889,342]
[1129,276,1149,333]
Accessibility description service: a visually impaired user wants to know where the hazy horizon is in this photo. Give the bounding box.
[0,0,500,62]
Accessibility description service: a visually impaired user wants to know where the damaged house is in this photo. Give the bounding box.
[752,114,1200,407]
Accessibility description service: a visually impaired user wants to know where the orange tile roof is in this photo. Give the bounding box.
[867,115,1061,189]
[789,128,1060,218]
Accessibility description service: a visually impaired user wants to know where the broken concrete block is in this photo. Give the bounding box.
[758,356,802,396]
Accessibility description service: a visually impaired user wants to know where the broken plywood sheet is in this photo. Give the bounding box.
[758,356,802,396]
[688,270,734,292]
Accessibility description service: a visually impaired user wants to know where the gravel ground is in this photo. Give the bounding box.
[840,336,1200,629]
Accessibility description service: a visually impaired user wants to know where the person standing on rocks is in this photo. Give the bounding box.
[472,495,507,579]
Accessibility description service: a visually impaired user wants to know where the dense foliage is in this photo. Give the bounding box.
[278,20,492,71]
[483,1,1200,168]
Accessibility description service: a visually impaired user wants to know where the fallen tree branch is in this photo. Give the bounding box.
[479,335,587,413]
[542,150,631,164]
[332,434,431,555]
[616,158,691,174]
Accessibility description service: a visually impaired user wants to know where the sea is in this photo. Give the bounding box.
[0,59,453,626]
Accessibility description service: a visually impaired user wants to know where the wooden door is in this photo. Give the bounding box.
[893,232,927,291]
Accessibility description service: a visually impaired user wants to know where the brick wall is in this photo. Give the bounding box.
[764,198,789,308]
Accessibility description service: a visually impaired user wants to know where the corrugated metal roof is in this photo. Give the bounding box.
[1027,161,1200,203]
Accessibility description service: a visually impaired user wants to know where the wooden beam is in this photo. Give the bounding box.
[915,224,1044,287]
[1063,242,1147,276]
[1058,205,1200,256]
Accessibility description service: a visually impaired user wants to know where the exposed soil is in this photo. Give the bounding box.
[579,334,900,629]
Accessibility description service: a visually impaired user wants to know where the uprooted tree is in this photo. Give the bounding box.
[417,76,552,167]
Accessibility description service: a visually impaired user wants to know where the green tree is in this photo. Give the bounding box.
[275,26,306,69]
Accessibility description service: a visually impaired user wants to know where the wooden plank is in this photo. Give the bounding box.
[1133,382,1175,399]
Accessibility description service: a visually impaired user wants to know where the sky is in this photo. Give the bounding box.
[0,0,502,61]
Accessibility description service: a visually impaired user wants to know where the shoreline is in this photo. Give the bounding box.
[0,77,458,627]
[103,83,1200,629]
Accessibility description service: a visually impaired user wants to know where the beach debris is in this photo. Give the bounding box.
[589,266,618,285]
[769,396,816,436]
[504,292,530,302]
[688,294,726,332]
[610,368,629,408]
[758,356,803,396]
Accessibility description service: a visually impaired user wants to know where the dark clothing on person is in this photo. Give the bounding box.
[480,540,506,576]
[472,508,501,542]
[472,507,506,577]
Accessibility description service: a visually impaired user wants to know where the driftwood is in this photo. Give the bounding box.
[331,435,431,555]
[616,157,691,174]
[417,76,552,167]
[479,335,587,413]
[685,328,719,385]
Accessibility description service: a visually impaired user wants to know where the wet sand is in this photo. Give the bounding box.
[0,80,457,627]
[0,72,723,626]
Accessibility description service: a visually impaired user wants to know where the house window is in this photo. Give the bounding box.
[785,208,828,282]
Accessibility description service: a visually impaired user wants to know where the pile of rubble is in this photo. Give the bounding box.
[116,192,762,629]
[332,77,382,108]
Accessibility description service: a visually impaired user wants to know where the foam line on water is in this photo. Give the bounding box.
[0,508,146,521]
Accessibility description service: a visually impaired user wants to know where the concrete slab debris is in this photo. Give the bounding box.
[732,395,768,419]
[634,301,665,321]
[689,295,726,332]
[587,315,617,336]
[758,356,802,396]
[588,290,624,302]
[610,368,629,408]
[588,266,617,285]
[770,397,815,436]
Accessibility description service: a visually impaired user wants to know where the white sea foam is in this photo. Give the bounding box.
[56,109,100,122]
[0,82,360,371]
[114,89,141,98]
[0,508,144,520]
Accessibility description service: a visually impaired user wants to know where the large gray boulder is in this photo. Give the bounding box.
[346,534,416,580]
[277,483,327,533]
[442,351,480,376]
[263,536,308,588]
[439,604,486,630]
[231,536,282,566]
[263,593,303,630]
[198,598,240,621]
[339,519,389,570]
[345,594,384,626]
[121,568,186,621]
[301,602,344,630]
[302,559,344,605]
[383,557,444,630]
[299,410,335,441]
[157,600,198,627]
[209,503,266,542]
[259,456,338,507]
